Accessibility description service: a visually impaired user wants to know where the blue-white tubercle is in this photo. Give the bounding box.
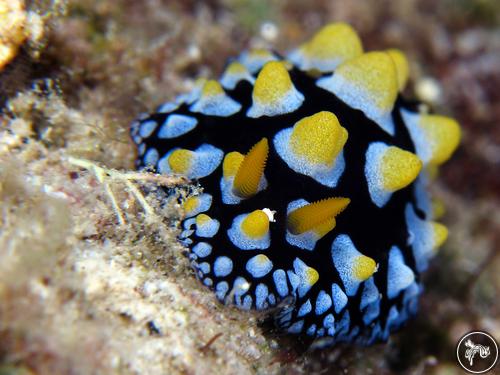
[131,22,460,346]
[190,80,242,116]
[157,114,198,139]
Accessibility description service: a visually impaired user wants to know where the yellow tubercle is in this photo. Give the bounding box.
[352,255,377,281]
[419,115,461,165]
[195,213,211,226]
[287,197,350,235]
[225,61,248,74]
[183,196,200,213]
[201,80,225,97]
[241,210,270,239]
[301,23,363,65]
[249,48,274,58]
[335,51,399,112]
[191,77,208,93]
[233,138,269,198]
[380,147,422,192]
[431,222,448,249]
[290,111,348,166]
[168,149,194,174]
[252,61,293,104]
[223,151,244,180]
[305,266,319,287]
[386,49,409,91]
[253,254,271,265]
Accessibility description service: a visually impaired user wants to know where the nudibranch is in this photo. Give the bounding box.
[130,23,460,345]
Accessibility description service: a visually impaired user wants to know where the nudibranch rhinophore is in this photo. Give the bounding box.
[130,23,460,345]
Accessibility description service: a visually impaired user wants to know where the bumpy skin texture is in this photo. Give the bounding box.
[130,23,460,346]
